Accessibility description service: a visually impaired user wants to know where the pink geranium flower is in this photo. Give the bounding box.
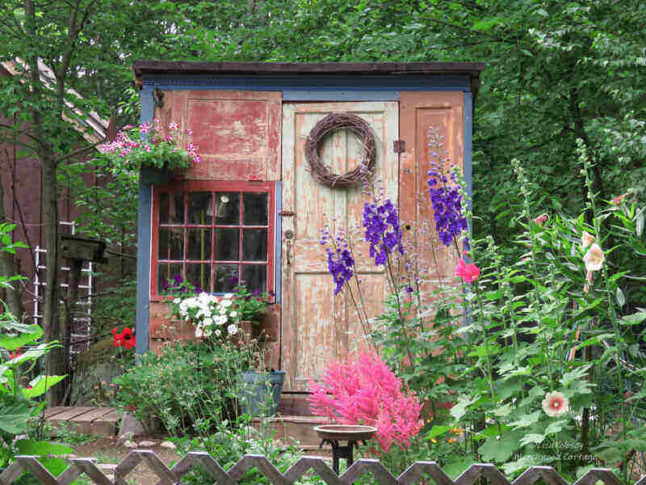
[542,391,569,417]
[455,259,480,283]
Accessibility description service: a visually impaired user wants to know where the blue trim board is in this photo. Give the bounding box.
[142,74,471,93]
[463,91,474,208]
[135,86,154,354]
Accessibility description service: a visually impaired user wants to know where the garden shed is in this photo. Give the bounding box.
[133,61,484,396]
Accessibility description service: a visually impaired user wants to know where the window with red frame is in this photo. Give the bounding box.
[152,182,274,297]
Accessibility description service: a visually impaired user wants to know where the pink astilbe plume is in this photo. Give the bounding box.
[308,352,423,454]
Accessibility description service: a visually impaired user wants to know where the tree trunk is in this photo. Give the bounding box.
[24,0,66,405]
[0,174,24,319]
[42,156,65,405]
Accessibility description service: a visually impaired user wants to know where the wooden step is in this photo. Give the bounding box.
[45,406,120,437]
[252,415,330,448]
[278,394,315,416]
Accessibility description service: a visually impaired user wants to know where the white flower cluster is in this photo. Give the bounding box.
[173,292,240,339]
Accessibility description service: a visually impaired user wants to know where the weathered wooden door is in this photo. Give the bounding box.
[281,102,399,392]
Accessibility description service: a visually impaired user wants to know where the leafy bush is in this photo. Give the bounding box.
[115,340,258,436]
[173,417,314,484]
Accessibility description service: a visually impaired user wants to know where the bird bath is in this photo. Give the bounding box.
[314,425,377,474]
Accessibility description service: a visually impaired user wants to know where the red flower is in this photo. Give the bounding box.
[533,214,548,225]
[9,348,23,359]
[121,327,136,350]
[454,259,481,283]
[112,326,135,349]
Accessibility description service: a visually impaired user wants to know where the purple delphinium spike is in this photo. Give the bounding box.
[322,227,355,295]
[362,198,404,266]
[427,128,468,247]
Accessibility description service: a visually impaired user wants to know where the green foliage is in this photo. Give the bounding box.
[373,158,645,481]
[174,417,314,484]
[115,340,259,437]
[0,227,69,475]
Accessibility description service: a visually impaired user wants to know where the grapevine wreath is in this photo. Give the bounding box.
[304,112,376,188]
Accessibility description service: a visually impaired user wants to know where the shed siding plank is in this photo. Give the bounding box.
[399,92,464,283]
[281,102,398,391]
[155,90,282,182]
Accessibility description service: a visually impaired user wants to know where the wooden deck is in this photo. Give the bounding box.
[44,406,120,436]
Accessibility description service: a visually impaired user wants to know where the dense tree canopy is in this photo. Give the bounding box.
[0,0,643,366]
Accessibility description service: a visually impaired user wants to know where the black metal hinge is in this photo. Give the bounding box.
[393,140,405,153]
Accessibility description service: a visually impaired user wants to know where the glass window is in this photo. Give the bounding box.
[154,185,272,296]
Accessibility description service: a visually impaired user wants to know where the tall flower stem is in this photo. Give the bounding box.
[384,252,415,368]
[580,146,626,444]
[512,159,555,388]
[473,284,496,406]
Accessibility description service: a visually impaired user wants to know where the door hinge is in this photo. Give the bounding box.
[393,140,405,153]
[279,210,295,217]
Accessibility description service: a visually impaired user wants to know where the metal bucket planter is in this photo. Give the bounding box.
[240,370,285,417]
[140,164,176,185]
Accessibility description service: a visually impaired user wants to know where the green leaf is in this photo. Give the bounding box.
[509,411,541,428]
[450,395,477,420]
[616,287,625,307]
[520,433,545,446]
[443,456,478,479]
[39,457,69,476]
[427,425,451,439]
[620,311,646,326]
[0,322,43,351]
[0,394,30,434]
[479,433,521,462]
[493,403,513,417]
[16,440,74,457]
[545,420,568,435]
[22,375,66,398]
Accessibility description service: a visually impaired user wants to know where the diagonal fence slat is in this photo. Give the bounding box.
[1,452,643,485]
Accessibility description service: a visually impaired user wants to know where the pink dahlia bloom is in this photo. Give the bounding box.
[542,391,569,417]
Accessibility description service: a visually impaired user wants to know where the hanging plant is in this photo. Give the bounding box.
[98,120,201,172]
[305,112,376,188]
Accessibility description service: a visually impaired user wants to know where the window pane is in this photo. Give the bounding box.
[186,263,211,293]
[243,193,268,225]
[160,192,184,224]
[159,228,184,260]
[214,264,238,293]
[157,262,182,293]
[188,192,212,225]
[215,192,240,225]
[215,228,239,261]
[243,229,267,262]
[187,228,212,261]
[242,264,267,292]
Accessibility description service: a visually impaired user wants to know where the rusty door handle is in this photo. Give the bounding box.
[286,240,292,265]
[285,230,294,265]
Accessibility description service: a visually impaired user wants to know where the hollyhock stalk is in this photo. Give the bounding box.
[580,148,626,444]
[512,159,555,387]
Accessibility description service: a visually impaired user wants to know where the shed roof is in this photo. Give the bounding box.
[133,61,485,95]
